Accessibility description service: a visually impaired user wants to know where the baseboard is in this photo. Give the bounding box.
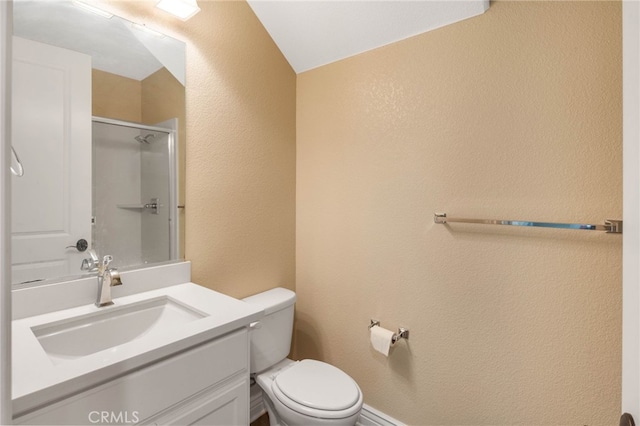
[251,387,402,426]
[357,404,406,426]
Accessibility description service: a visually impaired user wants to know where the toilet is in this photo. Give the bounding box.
[243,288,363,426]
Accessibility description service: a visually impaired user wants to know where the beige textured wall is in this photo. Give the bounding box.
[296,2,622,425]
[141,67,186,258]
[101,1,296,299]
[92,69,141,122]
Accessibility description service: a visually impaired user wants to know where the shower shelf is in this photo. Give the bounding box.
[117,204,146,209]
[117,198,160,214]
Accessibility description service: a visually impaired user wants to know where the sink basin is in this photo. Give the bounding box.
[12,279,265,416]
[31,296,207,365]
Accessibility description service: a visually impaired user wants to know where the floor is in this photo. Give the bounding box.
[251,413,270,426]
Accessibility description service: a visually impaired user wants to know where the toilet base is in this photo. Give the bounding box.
[260,388,285,426]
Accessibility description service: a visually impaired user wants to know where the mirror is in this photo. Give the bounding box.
[11,0,186,286]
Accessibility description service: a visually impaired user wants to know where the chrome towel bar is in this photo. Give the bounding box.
[434,213,622,234]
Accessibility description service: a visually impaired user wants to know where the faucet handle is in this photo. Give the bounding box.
[87,249,99,263]
[81,249,100,271]
[81,258,94,271]
[102,255,113,268]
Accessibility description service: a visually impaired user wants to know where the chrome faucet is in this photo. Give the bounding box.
[81,250,123,307]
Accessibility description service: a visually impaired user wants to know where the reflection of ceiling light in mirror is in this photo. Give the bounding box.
[131,23,165,38]
[156,0,201,21]
[71,0,113,18]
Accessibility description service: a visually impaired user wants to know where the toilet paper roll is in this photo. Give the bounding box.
[370,325,395,356]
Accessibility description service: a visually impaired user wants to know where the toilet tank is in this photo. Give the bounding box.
[242,287,296,374]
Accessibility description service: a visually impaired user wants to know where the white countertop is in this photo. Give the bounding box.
[12,282,263,416]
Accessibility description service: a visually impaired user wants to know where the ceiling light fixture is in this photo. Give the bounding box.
[155,0,201,21]
[71,0,113,19]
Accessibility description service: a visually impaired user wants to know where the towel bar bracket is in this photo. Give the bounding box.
[606,219,623,234]
[434,213,447,224]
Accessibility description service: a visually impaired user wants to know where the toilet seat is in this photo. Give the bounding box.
[272,360,363,420]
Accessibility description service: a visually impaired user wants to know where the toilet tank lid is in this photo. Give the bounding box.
[242,287,296,315]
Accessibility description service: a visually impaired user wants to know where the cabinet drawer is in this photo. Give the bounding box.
[15,329,248,425]
[144,378,248,426]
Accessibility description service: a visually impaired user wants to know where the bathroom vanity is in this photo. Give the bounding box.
[11,262,263,425]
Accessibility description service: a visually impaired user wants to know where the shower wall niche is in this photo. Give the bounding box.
[92,119,177,268]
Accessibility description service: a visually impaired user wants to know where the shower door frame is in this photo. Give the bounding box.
[92,116,179,261]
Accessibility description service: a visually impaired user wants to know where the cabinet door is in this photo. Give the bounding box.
[147,379,248,426]
[14,330,248,425]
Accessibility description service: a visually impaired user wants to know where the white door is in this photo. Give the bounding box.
[11,36,92,285]
[623,1,640,424]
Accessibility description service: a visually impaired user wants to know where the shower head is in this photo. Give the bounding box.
[135,134,156,144]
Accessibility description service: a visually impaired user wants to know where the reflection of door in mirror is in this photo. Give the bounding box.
[11,37,92,285]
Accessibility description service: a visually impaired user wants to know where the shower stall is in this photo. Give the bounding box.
[92,117,178,269]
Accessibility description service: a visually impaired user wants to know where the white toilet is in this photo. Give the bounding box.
[243,288,363,426]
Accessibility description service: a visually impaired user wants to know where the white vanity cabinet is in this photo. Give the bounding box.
[14,329,250,425]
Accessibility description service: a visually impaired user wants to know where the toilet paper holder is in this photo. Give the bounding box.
[369,319,409,344]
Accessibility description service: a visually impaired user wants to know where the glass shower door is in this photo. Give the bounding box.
[92,118,176,269]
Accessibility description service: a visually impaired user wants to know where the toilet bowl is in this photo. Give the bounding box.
[243,288,363,426]
[256,359,363,426]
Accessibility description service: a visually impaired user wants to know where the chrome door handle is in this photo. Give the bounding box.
[66,238,88,252]
[620,413,635,426]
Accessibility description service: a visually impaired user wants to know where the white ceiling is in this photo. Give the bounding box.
[13,0,186,84]
[14,1,488,80]
[247,0,489,74]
